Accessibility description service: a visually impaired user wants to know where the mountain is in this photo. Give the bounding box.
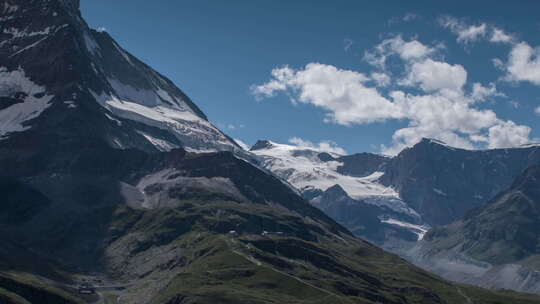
[1,1,539,303]
[251,139,540,245]
[381,138,540,225]
[405,165,540,294]
[0,0,240,153]
[250,140,428,244]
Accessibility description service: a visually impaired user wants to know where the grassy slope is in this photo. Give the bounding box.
[0,272,84,304]
[106,199,540,304]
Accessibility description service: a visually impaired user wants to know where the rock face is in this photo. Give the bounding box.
[0,0,240,153]
[251,138,540,247]
[381,139,540,225]
[250,140,427,245]
[312,184,423,243]
[403,165,540,294]
[4,1,538,303]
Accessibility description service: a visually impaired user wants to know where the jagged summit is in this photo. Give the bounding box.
[0,0,240,153]
[409,137,456,150]
[250,139,274,151]
[0,2,539,304]
[59,0,80,9]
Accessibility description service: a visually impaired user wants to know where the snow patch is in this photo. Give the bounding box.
[433,188,447,196]
[64,100,77,109]
[3,26,52,39]
[0,68,53,138]
[111,41,134,65]
[90,88,235,152]
[381,218,429,240]
[156,88,177,105]
[104,113,122,126]
[137,130,178,152]
[84,32,100,56]
[2,3,18,14]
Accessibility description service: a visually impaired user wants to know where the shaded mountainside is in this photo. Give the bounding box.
[250,140,425,246]
[251,138,540,247]
[312,185,424,244]
[424,164,540,266]
[381,139,540,225]
[1,1,540,303]
[2,141,540,303]
[401,165,540,295]
[0,0,240,153]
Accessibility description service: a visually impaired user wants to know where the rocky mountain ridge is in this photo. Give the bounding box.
[3,1,537,303]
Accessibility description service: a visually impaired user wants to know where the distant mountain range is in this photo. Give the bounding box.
[251,138,540,242]
[0,0,539,303]
[251,138,540,295]
[406,164,540,294]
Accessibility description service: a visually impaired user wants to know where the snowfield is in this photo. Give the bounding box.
[90,76,237,153]
[251,141,420,219]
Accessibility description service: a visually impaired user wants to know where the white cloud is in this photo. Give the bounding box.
[234,138,250,150]
[492,58,505,70]
[343,39,354,51]
[252,63,402,125]
[440,17,516,47]
[288,137,347,155]
[471,82,504,102]
[251,67,294,99]
[364,35,436,69]
[226,124,244,130]
[384,90,501,154]
[503,42,540,85]
[371,72,391,87]
[401,59,467,93]
[253,61,532,155]
[535,106,540,116]
[440,16,486,44]
[96,26,108,32]
[403,13,419,22]
[487,121,531,149]
[490,28,515,44]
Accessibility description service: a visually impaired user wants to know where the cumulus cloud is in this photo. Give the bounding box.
[503,42,540,85]
[252,61,532,155]
[440,17,516,46]
[401,59,467,93]
[535,106,540,116]
[490,28,515,44]
[370,72,391,87]
[470,82,504,102]
[492,58,505,70]
[251,63,402,125]
[288,137,347,155]
[364,35,437,69]
[487,121,531,149]
[439,16,486,44]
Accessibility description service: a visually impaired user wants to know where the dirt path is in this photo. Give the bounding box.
[456,286,473,304]
[224,236,352,304]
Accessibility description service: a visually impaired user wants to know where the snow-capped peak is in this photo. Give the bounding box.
[0,0,240,154]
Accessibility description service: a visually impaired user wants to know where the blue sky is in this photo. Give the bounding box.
[81,0,540,155]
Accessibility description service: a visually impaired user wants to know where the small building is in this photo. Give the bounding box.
[78,285,96,295]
